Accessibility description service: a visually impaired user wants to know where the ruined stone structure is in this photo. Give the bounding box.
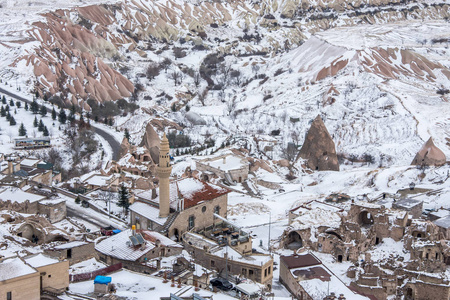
[282,199,450,299]
[298,115,339,171]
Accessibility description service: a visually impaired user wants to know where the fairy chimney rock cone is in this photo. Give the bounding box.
[411,137,446,167]
[298,115,339,171]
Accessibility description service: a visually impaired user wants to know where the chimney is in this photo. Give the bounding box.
[152,188,157,200]
[132,225,136,236]
[223,156,226,164]
[7,160,13,175]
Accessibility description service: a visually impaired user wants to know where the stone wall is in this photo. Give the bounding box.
[168,194,228,237]
[35,260,69,291]
[0,272,40,300]
[38,201,66,223]
[184,243,273,287]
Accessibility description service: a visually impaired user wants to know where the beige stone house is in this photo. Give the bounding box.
[183,232,273,288]
[0,254,69,300]
[196,152,249,184]
[24,253,69,295]
[279,253,369,300]
[95,229,182,272]
[0,257,40,300]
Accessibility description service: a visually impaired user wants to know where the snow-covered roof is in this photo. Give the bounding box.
[95,229,155,261]
[429,209,450,219]
[392,198,422,210]
[20,158,41,167]
[129,202,168,225]
[433,215,450,229]
[291,200,342,214]
[298,265,369,300]
[24,253,60,268]
[52,241,88,250]
[203,154,247,171]
[176,178,229,209]
[83,175,113,186]
[141,231,182,247]
[212,246,272,266]
[0,257,37,281]
[0,187,46,203]
[290,207,342,231]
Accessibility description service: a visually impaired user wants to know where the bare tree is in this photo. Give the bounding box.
[170,71,183,86]
[281,142,298,166]
[146,62,160,80]
[194,71,201,87]
[198,88,208,106]
[98,189,114,207]
[159,57,172,73]
[252,64,260,75]
[230,70,242,86]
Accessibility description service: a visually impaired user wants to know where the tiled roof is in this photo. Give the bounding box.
[280,254,321,269]
[176,178,229,209]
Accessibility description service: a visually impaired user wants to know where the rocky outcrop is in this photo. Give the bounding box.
[411,138,446,167]
[298,115,339,171]
[139,123,161,164]
[186,111,207,126]
[119,137,132,159]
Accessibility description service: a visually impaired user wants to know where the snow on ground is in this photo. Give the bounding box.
[69,257,107,275]
[69,268,237,300]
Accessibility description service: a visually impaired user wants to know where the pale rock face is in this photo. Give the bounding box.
[298,115,339,171]
[411,137,446,167]
[139,123,161,164]
[119,137,132,159]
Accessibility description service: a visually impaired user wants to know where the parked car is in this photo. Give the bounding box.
[210,277,233,291]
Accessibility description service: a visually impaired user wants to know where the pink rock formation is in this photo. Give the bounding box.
[139,123,161,164]
[298,115,339,171]
[411,137,446,167]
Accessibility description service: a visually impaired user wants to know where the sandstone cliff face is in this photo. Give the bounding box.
[119,137,132,159]
[139,123,161,164]
[411,137,446,167]
[19,10,134,107]
[298,115,339,171]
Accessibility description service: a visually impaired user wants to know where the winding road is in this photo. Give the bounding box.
[0,86,120,160]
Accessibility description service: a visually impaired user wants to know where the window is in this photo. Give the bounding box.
[202,206,206,213]
[48,274,52,278]
[214,206,220,214]
[268,266,271,275]
[264,269,267,277]
[211,260,215,267]
[188,215,195,229]
[249,269,254,276]
[67,249,72,259]
[7,292,12,300]
[147,222,153,230]
[242,268,247,276]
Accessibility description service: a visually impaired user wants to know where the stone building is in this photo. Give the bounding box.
[129,133,229,240]
[196,152,249,184]
[0,187,66,223]
[45,241,96,265]
[183,232,274,288]
[0,256,40,300]
[95,229,182,271]
[279,253,368,300]
[24,253,69,295]
[0,254,69,300]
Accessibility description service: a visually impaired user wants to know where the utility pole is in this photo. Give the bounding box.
[268,212,271,254]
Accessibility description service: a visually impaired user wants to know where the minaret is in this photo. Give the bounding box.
[157,133,172,218]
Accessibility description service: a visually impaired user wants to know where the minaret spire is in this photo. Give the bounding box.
[157,132,172,218]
